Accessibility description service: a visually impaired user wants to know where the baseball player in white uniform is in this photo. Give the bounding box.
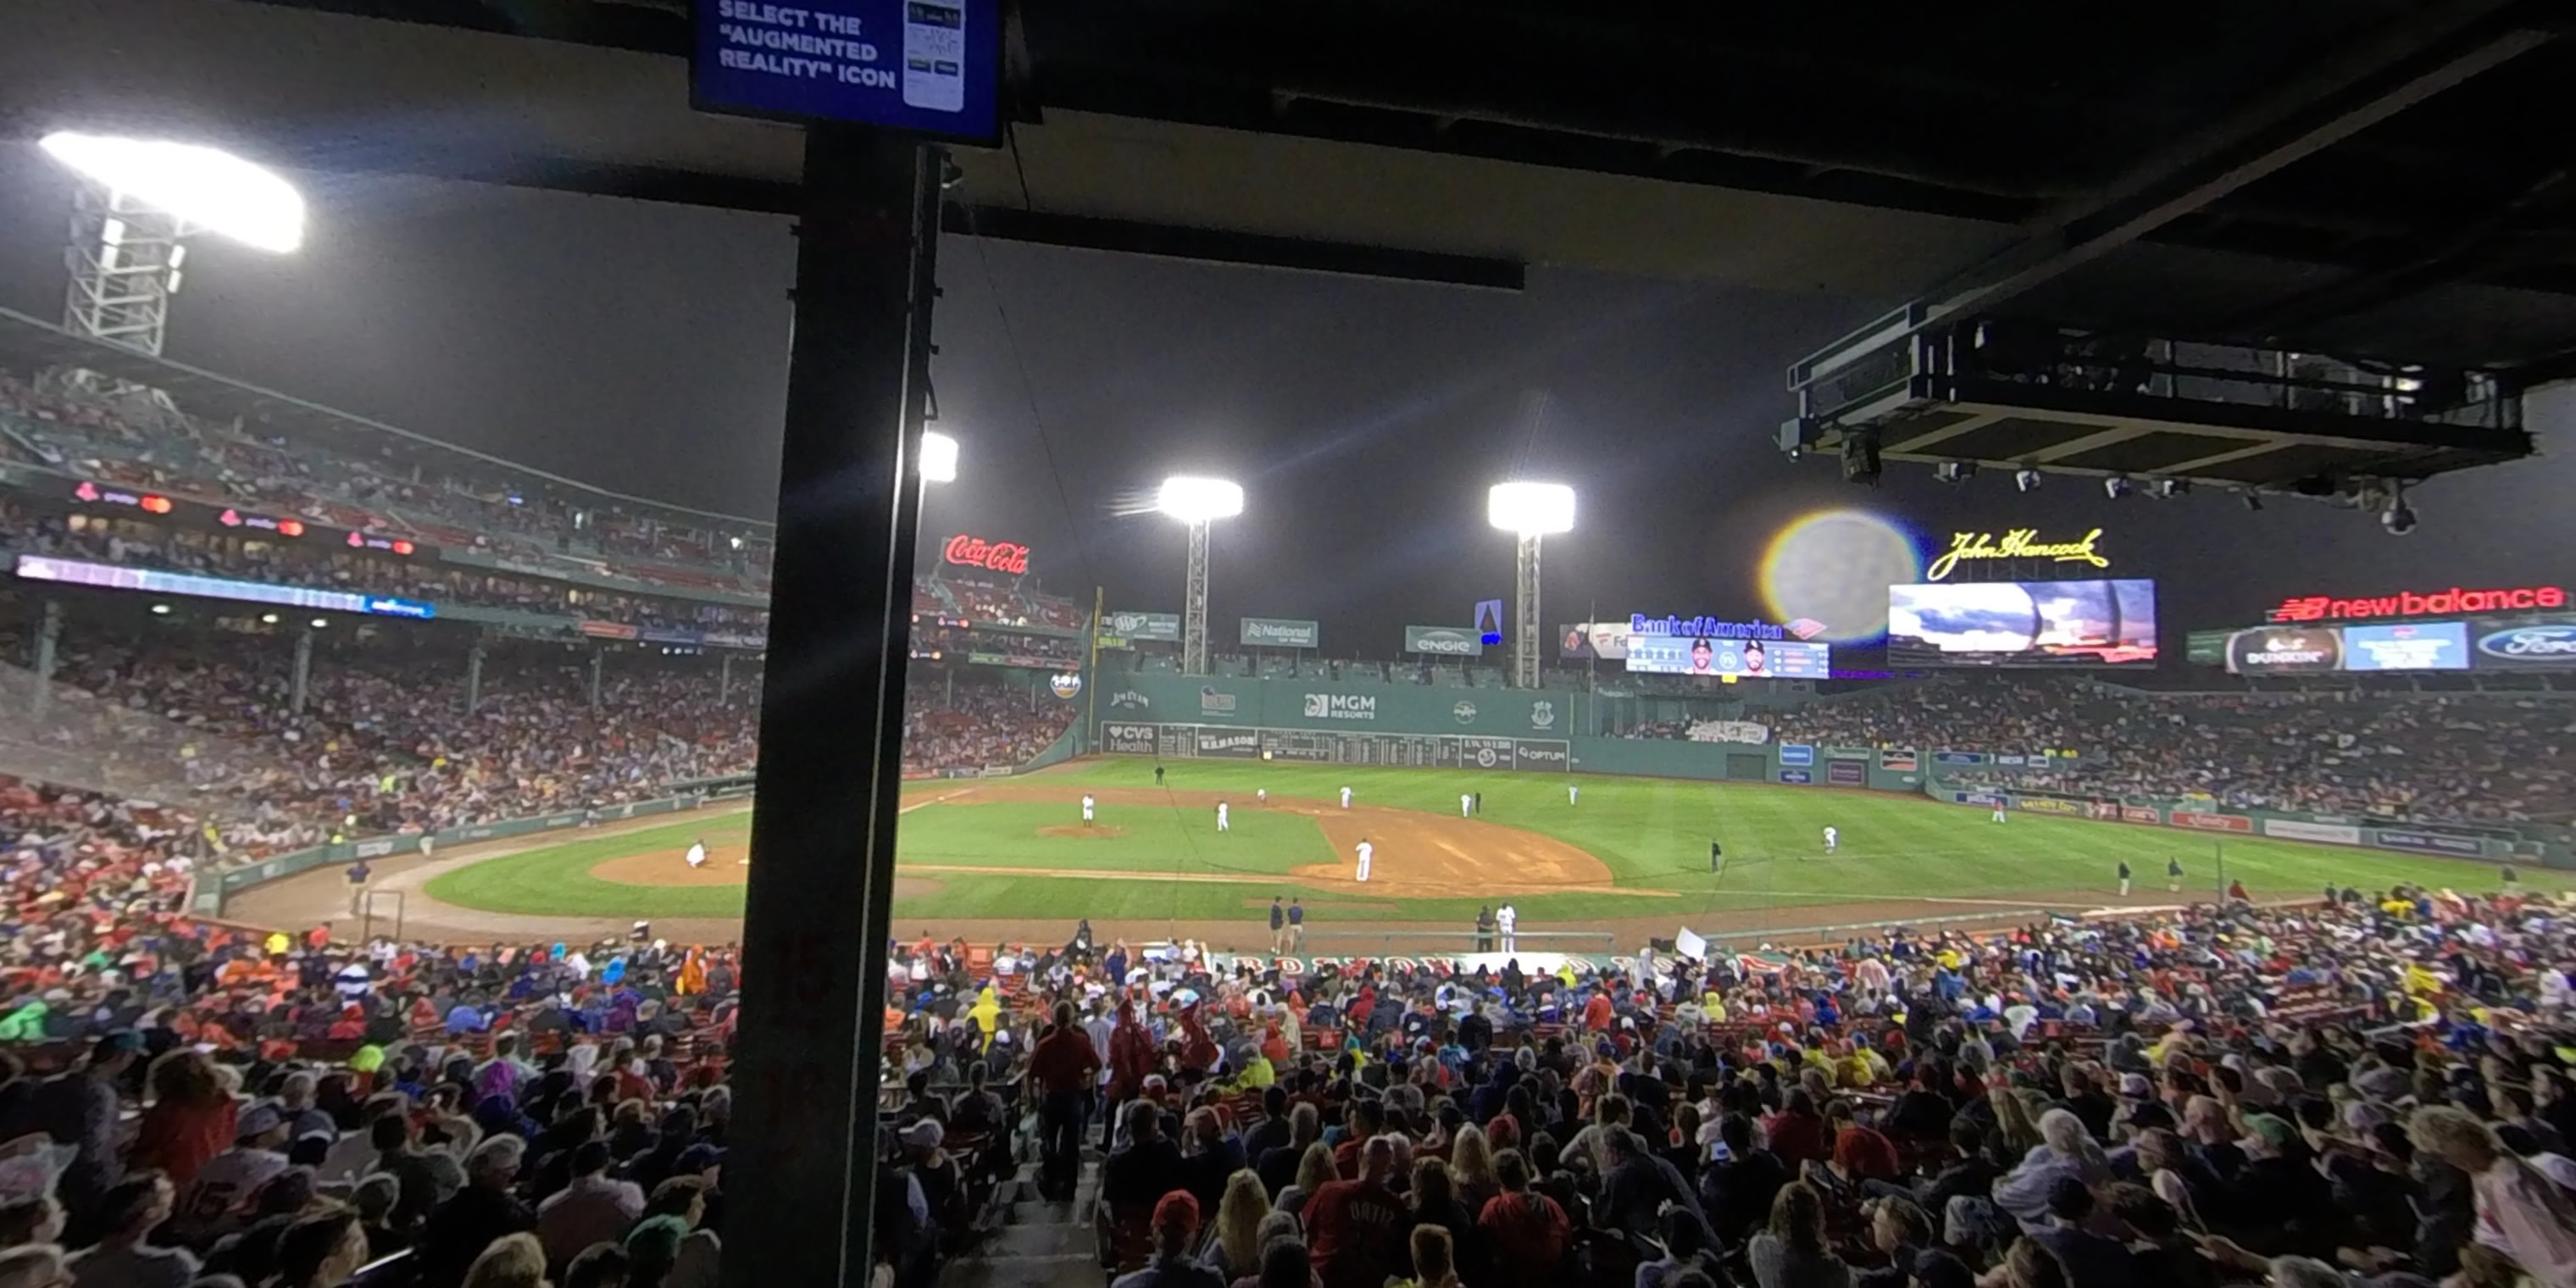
[1991,803,2007,824]
[1460,793,1473,819]
[685,840,708,869]
[1216,801,1230,832]
[1568,782,1579,806]
[1823,825,1839,854]
[1081,794,1096,824]
[1355,838,1373,882]
[1340,786,1352,809]
[1257,788,1268,805]
[1496,903,1517,952]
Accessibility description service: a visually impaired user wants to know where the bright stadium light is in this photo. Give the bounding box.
[1156,475,1243,675]
[919,430,959,484]
[41,132,306,253]
[1156,475,1244,525]
[1487,481,1575,536]
[1488,482,1574,687]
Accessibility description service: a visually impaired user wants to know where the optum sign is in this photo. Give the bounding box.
[1404,625,1484,657]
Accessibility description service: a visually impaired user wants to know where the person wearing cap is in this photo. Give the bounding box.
[2229,1111,2334,1252]
[21,1030,138,1224]
[168,1098,294,1244]
[64,1172,196,1288]
[414,1135,535,1288]
[1110,1190,1223,1288]
[902,1119,963,1236]
[536,1139,643,1270]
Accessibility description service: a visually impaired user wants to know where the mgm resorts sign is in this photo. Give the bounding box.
[1926,528,2110,580]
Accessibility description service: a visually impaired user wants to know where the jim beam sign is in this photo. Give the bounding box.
[1925,527,2110,580]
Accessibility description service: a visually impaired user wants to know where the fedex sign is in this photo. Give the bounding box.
[2267,585,2565,623]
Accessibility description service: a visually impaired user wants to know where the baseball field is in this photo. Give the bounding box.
[239,756,2551,952]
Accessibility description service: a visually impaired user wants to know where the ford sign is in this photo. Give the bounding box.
[2478,625,2576,665]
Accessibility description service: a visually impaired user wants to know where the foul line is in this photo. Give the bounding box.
[898,788,975,814]
[1746,889,2115,912]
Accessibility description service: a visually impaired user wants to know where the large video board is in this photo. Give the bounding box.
[1623,635,1831,679]
[1888,580,2157,668]
[2214,616,2576,674]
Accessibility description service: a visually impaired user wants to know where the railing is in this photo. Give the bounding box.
[1296,927,1616,955]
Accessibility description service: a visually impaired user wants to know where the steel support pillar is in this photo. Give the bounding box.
[723,128,937,1288]
[719,652,735,707]
[465,641,486,715]
[290,629,313,714]
[1513,533,1542,688]
[587,647,604,708]
[1181,519,1212,676]
[31,600,62,719]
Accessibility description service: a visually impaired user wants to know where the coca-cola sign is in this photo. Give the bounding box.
[943,534,1030,575]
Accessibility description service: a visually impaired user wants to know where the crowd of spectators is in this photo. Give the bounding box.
[904,882,2576,1288]
[900,675,1080,777]
[0,619,761,858]
[1,366,773,598]
[1670,678,2576,824]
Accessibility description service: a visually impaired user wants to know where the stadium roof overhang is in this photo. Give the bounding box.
[2,1,2575,367]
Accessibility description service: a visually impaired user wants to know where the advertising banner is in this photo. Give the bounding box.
[1879,748,1918,771]
[1779,744,1815,767]
[1513,740,1571,771]
[2472,620,2576,668]
[1241,617,1320,648]
[2371,828,2492,858]
[1779,769,1814,785]
[2012,797,2089,817]
[1457,736,1517,769]
[1824,760,1865,786]
[1301,692,1378,721]
[2262,818,2364,846]
[2340,622,2469,671]
[2122,805,2163,825]
[1933,750,1986,765]
[1824,746,1874,760]
[1103,610,1182,642]
[2170,810,2254,834]
[1194,729,1262,758]
[1102,723,1159,755]
[1197,686,1239,717]
[1624,634,1831,679]
[2268,585,2567,623]
[2225,627,2342,675]
[1691,720,1771,746]
[1404,626,1485,657]
[1557,623,1631,661]
[1955,791,2005,808]
[2087,801,2119,820]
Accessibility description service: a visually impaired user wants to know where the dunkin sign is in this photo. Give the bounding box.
[943,534,1030,575]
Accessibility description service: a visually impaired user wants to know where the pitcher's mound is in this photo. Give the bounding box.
[591,846,749,887]
[1036,824,1127,840]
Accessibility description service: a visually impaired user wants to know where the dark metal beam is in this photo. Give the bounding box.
[1918,0,2552,324]
[940,205,1524,290]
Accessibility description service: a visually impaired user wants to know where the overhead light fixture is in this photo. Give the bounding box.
[1486,481,1576,536]
[260,613,280,624]
[1156,475,1245,525]
[149,603,171,615]
[310,617,329,629]
[919,430,959,484]
[2014,469,2042,493]
[40,131,307,253]
[1933,462,1976,486]
[2102,476,2132,500]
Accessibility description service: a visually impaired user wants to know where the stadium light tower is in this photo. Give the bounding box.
[1156,475,1244,676]
[1488,481,1574,689]
[40,131,306,358]
[919,430,959,485]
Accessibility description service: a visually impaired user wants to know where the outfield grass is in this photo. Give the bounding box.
[422,758,2557,926]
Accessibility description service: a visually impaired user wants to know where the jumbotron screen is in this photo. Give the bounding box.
[1888,579,2158,668]
[1624,635,1830,678]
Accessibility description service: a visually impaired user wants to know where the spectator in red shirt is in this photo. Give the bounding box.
[130,1050,238,1187]
[1031,1002,1104,1200]
[1304,1135,1407,1288]
[1474,1148,1569,1288]
[1762,1089,1831,1172]
[1582,991,1614,1034]
[1331,1101,1386,1180]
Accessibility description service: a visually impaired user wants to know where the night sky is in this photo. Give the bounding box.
[2,141,2568,658]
